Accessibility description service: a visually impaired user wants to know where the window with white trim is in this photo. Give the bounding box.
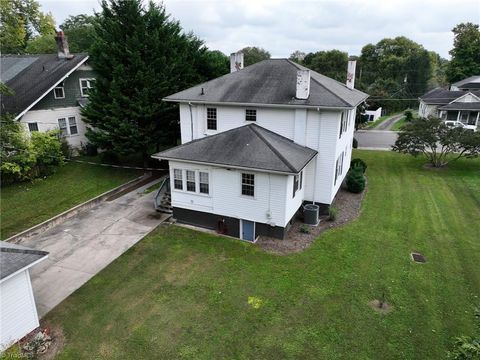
[293,173,300,198]
[241,173,254,197]
[339,111,348,138]
[58,118,68,137]
[186,170,196,192]
[68,116,78,135]
[245,109,256,121]
[80,78,95,97]
[28,123,39,132]
[207,108,217,130]
[334,152,344,185]
[299,170,303,190]
[199,172,209,194]
[173,169,183,190]
[54,81,65,99]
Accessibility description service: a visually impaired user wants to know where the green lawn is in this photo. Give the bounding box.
[0,160,141,239]
[43,151,479,359]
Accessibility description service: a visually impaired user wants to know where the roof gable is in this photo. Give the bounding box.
[153,124,317,174]
[164,59,368,108]
[0,241,48,282]
[0,54,89,117]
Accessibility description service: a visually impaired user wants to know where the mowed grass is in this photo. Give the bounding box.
[0,160,141,239]
[46,151,480,359]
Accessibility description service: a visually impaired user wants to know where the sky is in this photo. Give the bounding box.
[39,0,480,59]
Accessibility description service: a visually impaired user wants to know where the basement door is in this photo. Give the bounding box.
[240,220,255,242]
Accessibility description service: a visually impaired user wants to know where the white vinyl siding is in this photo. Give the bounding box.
[169,161,294,227]
[0,270,39,350]
[20,107,88,149]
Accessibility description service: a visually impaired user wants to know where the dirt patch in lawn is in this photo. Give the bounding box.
[257,185,367,255]
[369,299,393,314]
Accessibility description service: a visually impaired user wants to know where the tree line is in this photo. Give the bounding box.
[1,0,479,166]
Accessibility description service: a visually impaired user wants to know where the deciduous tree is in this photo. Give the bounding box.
[240,46,271,66]
[392,117,480,168]
[446,23,480,83]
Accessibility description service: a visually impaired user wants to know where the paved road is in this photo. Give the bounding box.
[355,130,398,150]
[374,114,404,131]
[18,179,169,317]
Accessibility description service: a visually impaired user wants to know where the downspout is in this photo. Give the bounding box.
[188,102,194,141]
[312,108,322,204]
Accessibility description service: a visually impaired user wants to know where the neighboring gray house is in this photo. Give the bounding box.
[152,55,368,241]
[0,242,48,350]
[418,76,480,131]
[0,31,95,149]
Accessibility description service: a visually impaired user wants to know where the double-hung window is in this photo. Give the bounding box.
[58,116,78,136]
[293,174,299,198]
[68,116,78,135]
[80,78,95,97]
[173,169,183,190]
[245,109,256,121]
[186,170,196,192]
[334,152,344,185]
[58,118,68,137]
[207,108,217,130]
[241,173,255,197]
[199,172,209,194]
[54,81,65,99]
[339,111,348,138]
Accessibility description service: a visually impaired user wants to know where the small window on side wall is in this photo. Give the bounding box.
[207,108,217,130]
[241,173,254,197]
[245,109,256,121]
[186,170,196,192]
[68,116,78,135]
[80,78,95,97]
[58,118,68,137]
[173,169,183,190]
[28,123,39,132]
[54,82,65,99]
[199,172,209,194]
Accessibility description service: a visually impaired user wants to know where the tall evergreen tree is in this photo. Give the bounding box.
[83,0,224,164]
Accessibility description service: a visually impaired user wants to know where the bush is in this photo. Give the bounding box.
[352,137,358,149]
[100,150,119,164]
[80,142,98,156]
[31,131,64,177]
[447,336,480,359]
[328,206,337,221]
[346,167,366,193]
[404,109,414,122]
[299,225,311,234]
[60,138,73,159]
[350,158,367,173]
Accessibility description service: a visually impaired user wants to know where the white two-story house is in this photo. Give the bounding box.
[153,54,368,241]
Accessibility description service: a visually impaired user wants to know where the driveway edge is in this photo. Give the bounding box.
[5,174,151,244]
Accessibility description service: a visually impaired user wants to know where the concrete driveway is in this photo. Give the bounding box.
[18,180,170,317]
[355,130,398,150]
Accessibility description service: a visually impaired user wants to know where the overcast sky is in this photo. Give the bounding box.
[39,0,480,59]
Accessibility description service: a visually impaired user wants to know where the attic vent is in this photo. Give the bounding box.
[411,252,426,263]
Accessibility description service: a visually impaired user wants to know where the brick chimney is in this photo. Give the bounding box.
[346,59,356,89]
[230,52,244,73]
[55,31,72,59]
[296,70,310,99]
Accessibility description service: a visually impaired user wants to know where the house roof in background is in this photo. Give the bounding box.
[153,123,318,174]
[164,59,368,108]
[438,102,480,111]
[452,75,480,88]
[0,53,88,117]
[0,241,48,281]
[419,88,480,104]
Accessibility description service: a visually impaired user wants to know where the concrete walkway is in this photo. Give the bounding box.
[18,179,169,317]
[374,114,403,131]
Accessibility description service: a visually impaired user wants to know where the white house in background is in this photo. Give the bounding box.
[0,31,95,149]
[418,76,480,132]
[364,107,382,122]
[0,242,48,350]
[152,55,368,240]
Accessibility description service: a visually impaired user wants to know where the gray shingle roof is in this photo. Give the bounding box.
[420,87,480,104]
[438,102,480,111]
[452,75,480,88]
[0,241,48,281]
[164,59,368,108]
[152,123,317,174]
[0,54,88,116]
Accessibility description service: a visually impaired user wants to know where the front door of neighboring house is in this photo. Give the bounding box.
[241,220,255,242]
